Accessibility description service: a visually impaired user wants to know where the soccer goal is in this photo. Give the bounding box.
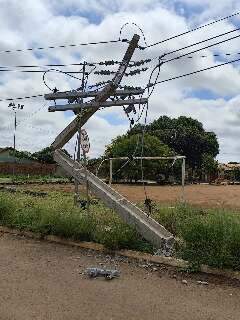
[96,156,186,201]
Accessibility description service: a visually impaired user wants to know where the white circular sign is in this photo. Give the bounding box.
[81,129,90,153]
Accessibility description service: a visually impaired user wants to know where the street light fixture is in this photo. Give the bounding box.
[8,102,24,180]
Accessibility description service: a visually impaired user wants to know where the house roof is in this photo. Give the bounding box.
[219,163,240,171]
[0,147,12,154]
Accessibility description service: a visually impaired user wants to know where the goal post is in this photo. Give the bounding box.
[97,156,186,202]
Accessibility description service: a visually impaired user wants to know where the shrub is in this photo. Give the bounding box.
[153,204,240,270]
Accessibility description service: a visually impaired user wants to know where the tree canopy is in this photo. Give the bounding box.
[129,116,219,171]
[101,116,219,182]
[32,147,71,164]
[103,133,175,182]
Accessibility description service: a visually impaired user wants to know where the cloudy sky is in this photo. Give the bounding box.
[0,0,240,162]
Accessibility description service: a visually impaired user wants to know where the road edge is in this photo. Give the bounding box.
[0,225,239,281]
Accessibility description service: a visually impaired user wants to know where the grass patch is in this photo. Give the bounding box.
[0,173,69,183]
[1,190,240,271]
[153,203,240,270]
[0,191,152,253]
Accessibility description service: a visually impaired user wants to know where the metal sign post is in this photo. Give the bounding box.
[81,129,90,212]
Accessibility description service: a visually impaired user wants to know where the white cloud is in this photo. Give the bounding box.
[0,0,240,163]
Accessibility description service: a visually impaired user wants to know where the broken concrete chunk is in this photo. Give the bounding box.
[196,281,208,285]
[86,267,120,280]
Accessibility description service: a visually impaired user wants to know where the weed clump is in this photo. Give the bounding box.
[154,204,240,270]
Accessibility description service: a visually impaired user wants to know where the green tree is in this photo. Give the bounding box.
[9,149,33,161]
[129,116,219,172]
[32,147,71,164]
[104,134,174,182]
[201,153,218,181]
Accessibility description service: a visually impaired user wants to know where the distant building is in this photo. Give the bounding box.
[0,147,35,164]
[0,147,57,175]
[218,163,240,181]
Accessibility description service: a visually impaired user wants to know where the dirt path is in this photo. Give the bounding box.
[0,233,239,320]
[16,183,240,209]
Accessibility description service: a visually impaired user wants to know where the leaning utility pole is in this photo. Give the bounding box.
[45,34,175,249]
[46,35,143,205]
[46,34,142,150]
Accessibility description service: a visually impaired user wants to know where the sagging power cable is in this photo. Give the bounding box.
[147,56,240,87]
[142,11,240,49]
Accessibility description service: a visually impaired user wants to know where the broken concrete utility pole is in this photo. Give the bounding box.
[49,34,141,150]
[45,34,174,249]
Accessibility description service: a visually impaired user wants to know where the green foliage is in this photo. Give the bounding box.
[32,147,55,164]
[9,149,33,161]
[87,158,102,175]
[32,147,71,164]
[180,213,240,270]
[153,204,240,270]
[232,168,240,181]
[104,133,174,181]
[129,116,219,172]
[0,192,152,252]
[201,153,218,177]
[1,191,240,270]
[0,192,240,270]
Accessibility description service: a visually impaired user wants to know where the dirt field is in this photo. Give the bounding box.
[16,183,240,209]
[0,232,239,320]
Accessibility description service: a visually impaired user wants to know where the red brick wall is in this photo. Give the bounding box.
[0,163,57,175]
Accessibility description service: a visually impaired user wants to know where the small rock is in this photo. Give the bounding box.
[197,281,208,286]
[182,279,188,285]
[229,293,233,296]
[152,267,158,272]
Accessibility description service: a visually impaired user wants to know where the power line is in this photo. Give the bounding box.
[162,51,240,61]
[0,39,127,55]
[0,94,44,102]
[143,11,240,49]
[1,53,239,103]
[0,52,237,74]
[0,58,152,70]
[148,57,240,87]
[0,62,91,69]
[163,33,240,63]
[0,69,84,73]
[162,27,240,58]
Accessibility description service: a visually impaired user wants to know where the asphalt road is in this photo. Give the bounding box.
[0,233,239,320]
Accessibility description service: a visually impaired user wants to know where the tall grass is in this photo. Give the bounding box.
[1,191,240,270]
[0,192,152,252]
[153,204,240,270]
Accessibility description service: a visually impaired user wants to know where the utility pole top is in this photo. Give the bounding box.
[48,33,140,150]
[44,88,145,101]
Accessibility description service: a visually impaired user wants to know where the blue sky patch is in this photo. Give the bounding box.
[185,88,233,101]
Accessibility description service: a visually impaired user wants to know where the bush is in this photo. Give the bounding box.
[0,192,151,252]
[1,192,240,270]
[179,213,240,270]
[153,204,240,270]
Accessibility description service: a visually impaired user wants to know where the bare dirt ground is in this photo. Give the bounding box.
[0,232,239,320]
[17,183,240,209]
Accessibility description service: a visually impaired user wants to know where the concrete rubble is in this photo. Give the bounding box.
[86,267,120,280]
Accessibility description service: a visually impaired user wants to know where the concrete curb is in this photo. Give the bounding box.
[0,225,240,281]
